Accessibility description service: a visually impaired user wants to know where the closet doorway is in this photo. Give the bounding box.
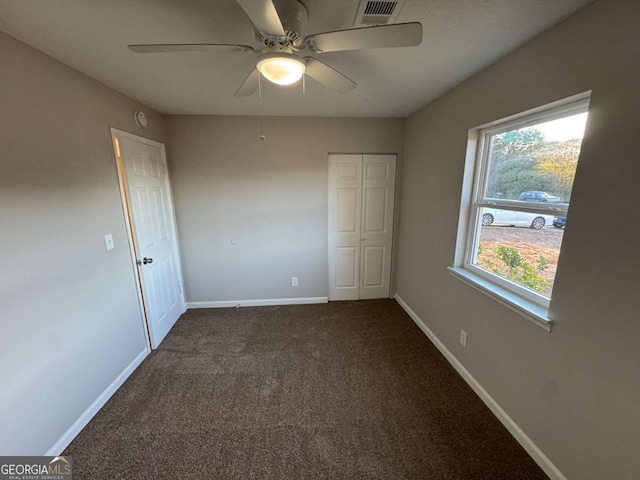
[328,154,397,301]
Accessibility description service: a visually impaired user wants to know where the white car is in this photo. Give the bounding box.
[481,209,554,230]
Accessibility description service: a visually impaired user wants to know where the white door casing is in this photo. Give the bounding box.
[111,130,185,349]
[328,154,396,301]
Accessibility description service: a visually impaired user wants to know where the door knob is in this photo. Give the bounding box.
[142,257,153,265]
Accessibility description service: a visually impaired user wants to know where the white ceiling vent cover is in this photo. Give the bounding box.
[354,0,406,26]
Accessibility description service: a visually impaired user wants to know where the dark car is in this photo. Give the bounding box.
[553,216,566,228]
[518,191,562,203]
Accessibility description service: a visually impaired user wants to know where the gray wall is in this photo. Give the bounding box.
[0,32,165,454]
[165,116,404,303]
[395,0,640,478]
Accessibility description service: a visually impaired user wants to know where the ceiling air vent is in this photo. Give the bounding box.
[353,0,406,26]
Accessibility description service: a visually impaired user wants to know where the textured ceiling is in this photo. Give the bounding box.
[0,0,592,117]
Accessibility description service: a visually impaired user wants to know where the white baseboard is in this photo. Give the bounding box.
[393,294,566,480]
[186,297,329,309]
[45,348,149,456]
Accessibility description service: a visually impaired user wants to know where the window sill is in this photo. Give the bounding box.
[447,267,553,332]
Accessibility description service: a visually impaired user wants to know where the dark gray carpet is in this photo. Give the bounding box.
[65,299,548,479]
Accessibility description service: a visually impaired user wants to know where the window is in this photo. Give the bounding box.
[451,95,590,329]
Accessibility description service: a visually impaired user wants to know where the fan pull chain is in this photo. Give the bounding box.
[302,72,306,95]
[258,72,266,141]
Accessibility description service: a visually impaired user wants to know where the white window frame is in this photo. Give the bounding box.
[450,93,591,331]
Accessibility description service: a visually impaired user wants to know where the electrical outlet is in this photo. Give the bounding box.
[459,330,468,348]
[291,277,299,287]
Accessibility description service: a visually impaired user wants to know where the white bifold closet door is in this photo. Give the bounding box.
[328,154,396,301]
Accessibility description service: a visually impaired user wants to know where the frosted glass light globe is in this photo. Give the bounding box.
[257,56,306,86]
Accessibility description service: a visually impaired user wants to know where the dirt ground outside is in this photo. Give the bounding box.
[476,225,564,296]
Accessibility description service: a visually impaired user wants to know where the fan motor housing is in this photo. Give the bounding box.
[255,0,308,48]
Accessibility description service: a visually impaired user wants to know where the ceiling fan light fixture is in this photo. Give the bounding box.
[256,53,306,85]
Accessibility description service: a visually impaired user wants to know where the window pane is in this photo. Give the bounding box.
[474,207,565,297]
[484,112,587,205]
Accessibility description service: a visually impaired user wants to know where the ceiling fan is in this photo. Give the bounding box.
[128,0,423,97]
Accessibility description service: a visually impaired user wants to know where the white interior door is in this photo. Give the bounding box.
[113,131,185,348]
[359,154,396,299]
[328,154,396,301]
[328,155,362,301]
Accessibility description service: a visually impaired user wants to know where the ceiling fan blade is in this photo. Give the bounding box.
[305,22,422,53]
[236,0,285,36]
[303,57,357,94]
[235,68,260,97]
[128,43,256,53]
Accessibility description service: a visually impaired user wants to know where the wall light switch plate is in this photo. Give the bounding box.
[104,234,115,251]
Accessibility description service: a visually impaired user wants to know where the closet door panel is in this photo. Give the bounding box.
[328,155,362,300]
[359,155,396,300]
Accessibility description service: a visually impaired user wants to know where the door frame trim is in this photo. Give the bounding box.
[110,128,187,350]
